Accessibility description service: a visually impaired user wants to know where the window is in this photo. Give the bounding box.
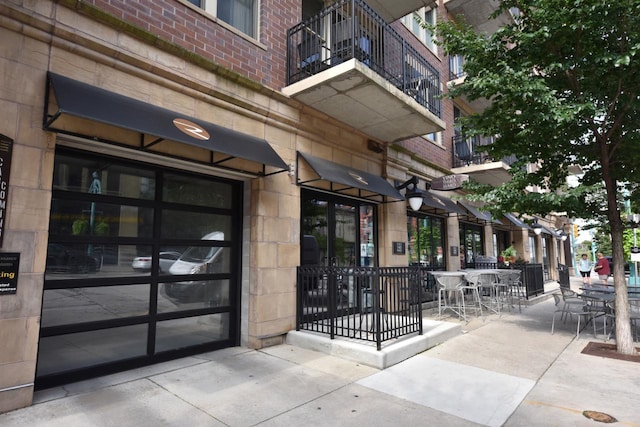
[449,54,465,80]
[424,132,442,145]
[402,6,437,53]
[407,214,445,270]
[188,0,258,38]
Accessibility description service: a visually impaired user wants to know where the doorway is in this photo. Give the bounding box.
[299,190,377,318]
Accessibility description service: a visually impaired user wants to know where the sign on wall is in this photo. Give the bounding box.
[430,174,469,191]
[0,134,13,248]
[0,252,19,295]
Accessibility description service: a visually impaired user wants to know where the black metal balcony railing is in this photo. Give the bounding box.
[287,0,441,118]
[452,134,517,168]
[297,266,423,350]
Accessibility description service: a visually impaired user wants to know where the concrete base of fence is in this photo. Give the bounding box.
[286,319,461,370]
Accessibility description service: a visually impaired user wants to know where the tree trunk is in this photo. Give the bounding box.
[602,159,635,354]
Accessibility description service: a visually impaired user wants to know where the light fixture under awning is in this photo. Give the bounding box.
[421,192,464,214]
[296,151,403,201]
[43,72,288,177]
[503,213,532,230]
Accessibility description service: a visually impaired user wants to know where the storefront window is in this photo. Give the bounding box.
[407,214,445,270]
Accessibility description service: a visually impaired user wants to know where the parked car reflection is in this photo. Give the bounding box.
[132,251,181,273]
[162,232,225,304]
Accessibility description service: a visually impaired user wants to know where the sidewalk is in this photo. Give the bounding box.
[2,276,639,426]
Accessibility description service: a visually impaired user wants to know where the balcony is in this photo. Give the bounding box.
[367,0,437,22]
[444,0,516,35]
[451,134,516,186]
[283,0,445,143]
[448,54,492,112]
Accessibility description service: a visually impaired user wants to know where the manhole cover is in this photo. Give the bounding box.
[583,410,617,423]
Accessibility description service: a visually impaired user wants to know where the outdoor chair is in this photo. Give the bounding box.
[459,271,483,319]
[604,300,616,341]
[502,270,525,312]
[436,274,466,321]
[605,299,640,342]
[630,299,640,341]
[551,292,596,339]
[477,273,504,316]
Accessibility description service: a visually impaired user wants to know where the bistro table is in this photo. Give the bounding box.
[431,269,522,317]
[464,269,520,315]
[579,285,640,338]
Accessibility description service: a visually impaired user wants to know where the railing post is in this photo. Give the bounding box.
[374,268,382,351]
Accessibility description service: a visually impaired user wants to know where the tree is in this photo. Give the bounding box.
[433,0,640,354]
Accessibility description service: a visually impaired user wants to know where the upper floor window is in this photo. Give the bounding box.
[402,6,437,53]
[449,54,465,80]
[424,131,442,146]
[188,0,258,38]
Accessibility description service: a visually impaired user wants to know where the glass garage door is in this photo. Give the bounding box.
[36,147,242,389]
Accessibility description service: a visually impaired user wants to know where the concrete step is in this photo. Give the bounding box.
[286,318,461,370]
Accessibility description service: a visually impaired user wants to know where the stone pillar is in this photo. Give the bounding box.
[483,222,494,258]
[446,214,461,270]
[248,172,299,349]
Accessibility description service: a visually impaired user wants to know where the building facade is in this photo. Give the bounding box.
[0,0,569,412]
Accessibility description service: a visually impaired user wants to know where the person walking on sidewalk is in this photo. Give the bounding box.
[578,253,592,285]
[593,252,610,284]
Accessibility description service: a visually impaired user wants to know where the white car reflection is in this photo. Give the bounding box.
[163,232,224,304]
[131,251,182,273]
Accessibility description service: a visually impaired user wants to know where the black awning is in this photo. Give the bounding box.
[421,192,464,214]
[503,213,532,229]
[44,72,288,176]
[540,225,559,236]
[458,200,492,222]
[296,152,403,200]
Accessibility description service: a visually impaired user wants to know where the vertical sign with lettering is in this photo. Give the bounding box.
[0,134,13,248]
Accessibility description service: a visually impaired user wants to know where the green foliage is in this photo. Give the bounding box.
[433,0,640,220]
[72,218,89,235]
[431,0,640,351]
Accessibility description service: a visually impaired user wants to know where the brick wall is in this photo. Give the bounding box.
[85,0,300,89]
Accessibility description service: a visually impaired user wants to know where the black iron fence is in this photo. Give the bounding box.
[473,262,545,298]
[296,263,545,349]
[297,266,423,350]
[286,0,441,117]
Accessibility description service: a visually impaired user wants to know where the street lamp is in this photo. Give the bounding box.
[557,231,568,241]
[396,176,423,212]
[532,219,542,235]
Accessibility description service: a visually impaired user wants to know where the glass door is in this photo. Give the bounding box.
[301,190,376,315]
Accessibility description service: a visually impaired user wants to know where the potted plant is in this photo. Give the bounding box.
[501,246,517,265]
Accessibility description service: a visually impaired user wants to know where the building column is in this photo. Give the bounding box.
[446,214,461,270]
[483,222,494,258]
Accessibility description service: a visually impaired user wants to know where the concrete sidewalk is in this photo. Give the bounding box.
[2,276,639,426]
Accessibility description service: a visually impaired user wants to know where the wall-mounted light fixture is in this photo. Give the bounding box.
[396,176,423,211]
[556,230,568,241]
[532,218,543,235]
